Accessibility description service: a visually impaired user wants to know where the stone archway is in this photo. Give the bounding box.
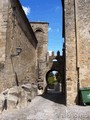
[46,69,63,93]
[43,51,65,94]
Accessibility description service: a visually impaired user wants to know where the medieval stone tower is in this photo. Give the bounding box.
[63,0,90,105]
[31,22,49,90]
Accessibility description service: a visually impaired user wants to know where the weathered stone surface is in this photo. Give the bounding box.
[0,84,37,111]
[31,22,49,91]
[0,0,8,66]
[64,0,90,105]
[0,0,38,92]
[0,0,48,111]
[21,84,32,92]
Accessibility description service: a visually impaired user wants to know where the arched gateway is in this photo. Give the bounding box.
[30,21,65,100]
[45,51,65,93]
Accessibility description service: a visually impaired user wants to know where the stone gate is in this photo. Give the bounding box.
[31,22,65,93]
[45,50,65,93]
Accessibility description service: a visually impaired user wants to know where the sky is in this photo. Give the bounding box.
[19,0,63,55]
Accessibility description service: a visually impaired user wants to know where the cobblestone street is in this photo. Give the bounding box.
[0,93,90,120]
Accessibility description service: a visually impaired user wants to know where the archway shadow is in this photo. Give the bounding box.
[41,92,66,105]
[42,51,66,105]
[40,87,66,105]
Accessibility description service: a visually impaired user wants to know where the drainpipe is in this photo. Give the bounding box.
[74,0,80,104]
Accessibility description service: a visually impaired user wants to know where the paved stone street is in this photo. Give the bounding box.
[0,93,90,120]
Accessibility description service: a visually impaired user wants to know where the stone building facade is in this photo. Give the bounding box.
[0,0,38,91]
[63,0,90,105]
[31,22,49,91]
[0,0,50,111]
[31,23,65,94]
[46,51,65,93]
[0,0,39,111]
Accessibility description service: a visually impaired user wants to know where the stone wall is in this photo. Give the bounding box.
[46,51,65,93]
[77,0,90,88]
[31,22,48,91]
[0,0,8,69]
[31,22,48,61]
[0,0,38,92]
[64,0,78,105]
[64,0,90,105]
[46,51,64,72]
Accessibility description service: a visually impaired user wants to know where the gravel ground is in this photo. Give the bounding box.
[0,93,90,120]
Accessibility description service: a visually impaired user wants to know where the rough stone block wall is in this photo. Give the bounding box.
[65,0,78,105]
[31,22,48,90]
[0,0,8,68]
[64,0,90,105]
[77,0,90,88]
[0,0,9,92]
[31,22,48,61]
[0,0,38,92]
